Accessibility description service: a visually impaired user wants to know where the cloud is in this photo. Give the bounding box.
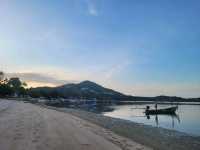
[104,61,132,80]
[85,0,98,16]
[4,70,200,98]
[6,72,77,88]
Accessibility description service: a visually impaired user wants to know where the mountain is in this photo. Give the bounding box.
[28,80,200,102]
[28,80,126,100]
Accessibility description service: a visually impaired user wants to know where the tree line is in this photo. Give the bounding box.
[0,71,63,99]
[0,71,27,97]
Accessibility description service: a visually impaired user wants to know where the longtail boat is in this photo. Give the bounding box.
[145,106,178,115]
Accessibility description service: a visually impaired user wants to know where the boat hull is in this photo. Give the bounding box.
[145,106,178,115]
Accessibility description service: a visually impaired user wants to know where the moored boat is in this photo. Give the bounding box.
[145,106,178,115]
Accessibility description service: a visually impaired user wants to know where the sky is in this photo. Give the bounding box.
[0,0,200,98]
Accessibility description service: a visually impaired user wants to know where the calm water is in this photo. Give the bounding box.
[103,104,200,136]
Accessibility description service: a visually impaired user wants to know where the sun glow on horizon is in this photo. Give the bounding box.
[0,0,200,98]
[26,81,58,88]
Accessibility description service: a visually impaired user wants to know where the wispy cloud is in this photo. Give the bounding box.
[85,0,99,16]
[104,61,132,80]
[6,72,76,87]
[4,70,200,98]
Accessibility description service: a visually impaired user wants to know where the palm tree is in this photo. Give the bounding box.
[0,71,4,84]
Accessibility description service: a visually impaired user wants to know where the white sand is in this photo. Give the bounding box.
[0,99,151,150]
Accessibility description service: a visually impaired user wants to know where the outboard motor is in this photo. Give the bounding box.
[146,105,150,110]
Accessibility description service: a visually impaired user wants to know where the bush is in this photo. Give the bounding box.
[0,84,14,97]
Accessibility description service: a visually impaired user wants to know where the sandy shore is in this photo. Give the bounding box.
[1,99,200,150]
[44,106,200,150]
[0,99,151,150]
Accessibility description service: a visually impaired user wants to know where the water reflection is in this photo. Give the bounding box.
[103,104,200,136]
[146,113,180,128]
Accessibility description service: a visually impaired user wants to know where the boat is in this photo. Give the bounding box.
[145,106,178,115]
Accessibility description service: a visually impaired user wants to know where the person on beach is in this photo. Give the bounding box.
[155,103,158,110]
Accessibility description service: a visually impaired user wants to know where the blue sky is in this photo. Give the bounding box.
[0,0,200,97]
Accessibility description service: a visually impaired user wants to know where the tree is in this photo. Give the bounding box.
[0,72,14,97]
[7,77,27,97]
[0,71,5,84]
[0,84,14,97]
[7,78,22,89]
[18,87,27,97]
[0,73,28,97]
[0,71,4,81]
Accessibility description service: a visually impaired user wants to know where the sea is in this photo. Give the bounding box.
[102,103,200,136]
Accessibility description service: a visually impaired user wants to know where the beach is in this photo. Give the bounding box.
[43,104,200,150]
[0,99,151,150]
[0,99,200,150]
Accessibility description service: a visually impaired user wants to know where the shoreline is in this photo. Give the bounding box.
[0,99,152,150]
[40,104,200,150]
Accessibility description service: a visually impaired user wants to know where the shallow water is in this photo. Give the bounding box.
[103,104,200,136]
